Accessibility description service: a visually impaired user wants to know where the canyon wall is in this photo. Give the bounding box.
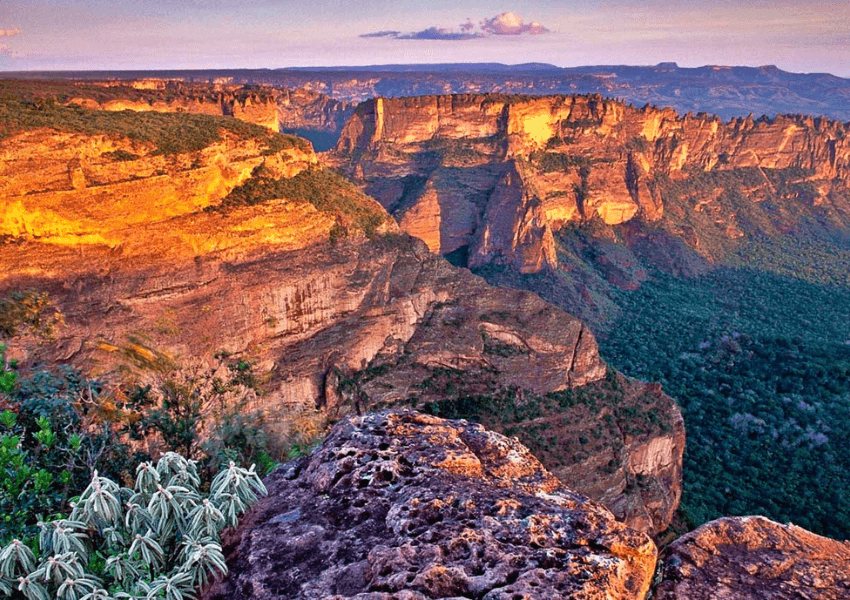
[0,116,680,534]
[330,94,850,276]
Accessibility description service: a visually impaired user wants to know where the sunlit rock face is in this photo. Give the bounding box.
[0,129,316,246]
[69,81,281,132]
[330,94,850,274]
[656,516,850,600]
[0,114,683,536]
[203,411,658,600]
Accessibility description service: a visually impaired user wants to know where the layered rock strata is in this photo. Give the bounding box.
[203,411,658,600]
[330,94,850,275]
[0,110,683,534]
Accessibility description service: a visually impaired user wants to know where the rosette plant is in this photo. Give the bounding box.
[0,452,266,600]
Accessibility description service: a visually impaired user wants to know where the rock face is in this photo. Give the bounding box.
[278,88,356,133]
[0,103,684,534]
[204,411,657,600]
[66,80,282,131]
[656,516,850,600]
[330,93,850,279]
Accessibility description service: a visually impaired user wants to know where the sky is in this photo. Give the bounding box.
[1,1,849,76]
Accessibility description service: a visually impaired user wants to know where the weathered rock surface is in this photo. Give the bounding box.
[329,93,850,280]
[278,87,356,134]
[656,516,850,600]
[204,411,658,600]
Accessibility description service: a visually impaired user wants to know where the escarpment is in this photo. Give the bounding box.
[203,411,658,600]
[0,105,682,535]
[329,93,850,282]
[61,80,282,131]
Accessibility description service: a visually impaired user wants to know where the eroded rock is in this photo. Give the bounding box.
[204,411,657,600]
[656,516,850,600]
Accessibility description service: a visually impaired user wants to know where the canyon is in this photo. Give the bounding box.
[329,93,850,322]
[0,97,681,535]
[3,79,850,596]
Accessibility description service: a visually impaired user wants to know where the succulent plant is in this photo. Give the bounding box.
[0,453,266,600]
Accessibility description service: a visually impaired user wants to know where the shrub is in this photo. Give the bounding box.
[0,453,266,600]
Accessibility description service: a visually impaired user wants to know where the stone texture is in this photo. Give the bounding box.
[656,516,850,600]
[203,411,657,600]
[69,80,281,131]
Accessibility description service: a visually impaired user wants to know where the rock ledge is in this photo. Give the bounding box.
[204,411,656,600]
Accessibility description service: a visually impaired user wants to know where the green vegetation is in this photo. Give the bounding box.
[0,95,307,156]
[0,452,265,600]
[530,151,592,173]
[0,340,280,547]
[599,268,850,539]
[0,292,63,340]
[214,167,386,237]
[417,368,670,472]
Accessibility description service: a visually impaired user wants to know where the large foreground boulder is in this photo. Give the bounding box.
[204,411,657,600]
[656,516,850,600]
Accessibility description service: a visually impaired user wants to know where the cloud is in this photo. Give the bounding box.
[360,30,401,38]
[481,13,549,35]
[361,12,548,42]
[397,27,484,41]
[0,28,22,37]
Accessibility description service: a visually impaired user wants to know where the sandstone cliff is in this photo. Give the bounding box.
[203,411,658,600]
[656,516,850,600]
[0,101,681,535]
[330,93,850,283]
[278,88,355,133]
[65,80,282,131]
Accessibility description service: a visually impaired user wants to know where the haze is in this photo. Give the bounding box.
[1,0,848,76]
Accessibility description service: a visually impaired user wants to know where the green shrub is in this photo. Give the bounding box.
[0,452,266,600]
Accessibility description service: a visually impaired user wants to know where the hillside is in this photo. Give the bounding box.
[330,92,850,539]
[0,91,682,535]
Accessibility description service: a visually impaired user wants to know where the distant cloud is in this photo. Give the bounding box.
[397,27,484,41]
[0,28,22,37]
[361,12,548,42]
[360,30,401,38]
[481,13,549,35]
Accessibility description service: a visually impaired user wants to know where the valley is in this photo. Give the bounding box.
[2,74,850,598]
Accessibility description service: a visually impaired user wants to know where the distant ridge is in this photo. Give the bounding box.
[3,62,849,120]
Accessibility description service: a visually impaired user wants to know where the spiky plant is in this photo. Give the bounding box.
[0,452,267,600]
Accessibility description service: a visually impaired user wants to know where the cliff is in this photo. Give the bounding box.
[203,411,658,600]
[0,99,681,535]
[278,88,355,133]
[67,80,282,131]
[330,93,850,282]
[656,516,850,599]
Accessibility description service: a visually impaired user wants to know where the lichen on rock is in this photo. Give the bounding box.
[204,411,657,600]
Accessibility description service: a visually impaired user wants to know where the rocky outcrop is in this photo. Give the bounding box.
[0,104,682,535]
[0,128,315,244]
[67,81,281,131]
[278,88,355,133]
[330,94,850,277]
[204,411,658,600]
[656,516,850,600]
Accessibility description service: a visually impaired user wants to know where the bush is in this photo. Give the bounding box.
[0,453,266,600]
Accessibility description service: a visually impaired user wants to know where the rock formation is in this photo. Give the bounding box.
[0,98,682,535]
[60,80,282,131]
[329,93,850,281]
[278,88,355,133]
[656,516,850,599]
[203,411,658,600]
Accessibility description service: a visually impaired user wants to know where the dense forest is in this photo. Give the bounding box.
[599,265,850,539]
